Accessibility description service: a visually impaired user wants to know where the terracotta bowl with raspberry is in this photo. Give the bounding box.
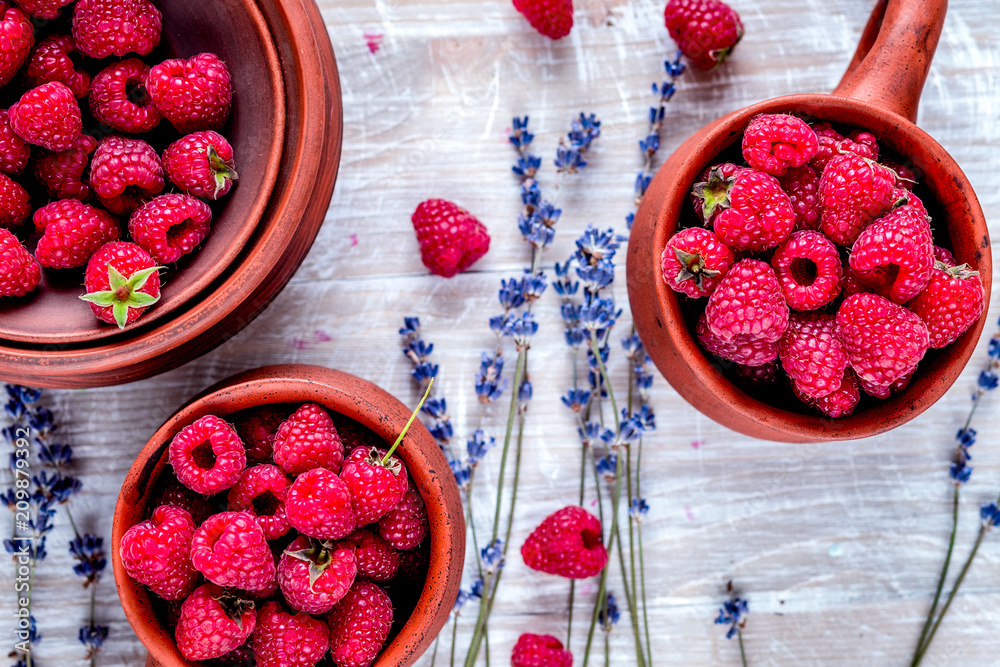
[627,0,991,442]
[111,365,464,667]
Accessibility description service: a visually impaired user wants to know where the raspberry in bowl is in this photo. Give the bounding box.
[112,365,464,666]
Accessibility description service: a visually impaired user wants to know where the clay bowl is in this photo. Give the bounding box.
[626,0,991,442]
[0,0,341,388]
[111,364,465,667]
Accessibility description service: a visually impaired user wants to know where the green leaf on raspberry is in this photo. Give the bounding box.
[212,590,254,632]
[691,167,735,221]
[380,377,434,467]
[285,538,336,592]
[674,247,721,288]
[79,265,163,329]
[208,145,239,200]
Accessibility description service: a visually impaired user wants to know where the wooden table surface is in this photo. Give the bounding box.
[4,0,1000,665]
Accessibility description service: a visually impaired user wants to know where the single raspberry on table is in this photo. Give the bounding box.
[33,133,97,201]
[779,165,821,231]
[24,35,90,98]
[344,529,400,581]
[226,464,292,541]
[285,467,356,540]
[809,122,878,173]
[378,486,429,551]
[168,414,247,495]
[0,109,30,176]
[88,136,164,214]
[80,241,161,327]
[190,511,276,593]
[9,82,82,152]
[0,7,32,87]
[701,167,795,252]
[33,199,120,269]
[770,230,842,311]
[818,153,896,246]
[664,0,743,70]
[327,582,393,667]
[236,407,287,462]
[511,633,574,667]
[252,601,329,667]
[156,479,215,524]
[175,583,256,662]
[89,59,161,134]
[128,193,212,264]
[908,261,985,349]
[695,311,778,367]
[794,368,860,418]
[119,504,200,600]
[660,226,734,298]
[147,53,232,132]
[512,0,573,40]
[71,0,161,58]
[521,505,608,579]
[777,312,848,399]
[278,535,357,615]
[340,445,410,526]
[741,114,819,176]
[835,292,929,388]
[272,402,345,475]
[704,259,789,343]
[849,206,933,304]
[411,198,491,278]
[0,174,29,229]
[163,130,238,200]
[0,229,40,297]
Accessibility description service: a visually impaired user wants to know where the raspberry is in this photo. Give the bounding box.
[777,312,848,399]
[155,479,214,524]
[24,35,90,98]
[849,206,933,303]
[835,292,929,388]
[236,407,287,462]
[0,109,31,175]
[847,130,880,161]
[344,529,399,581]
[252,601,330,667]
[89,59,161,134]
[794,368,860,418]
[511,0,573,40]
[33,199,120,269]
[168,414,247,495]
[934,245,957,267]
[690,162,744,223]
[147,53,232,133]
[330,413,381,456]
[511,634,574,667]
[770,230,842,310]
[839,260,866,301]
[128,193,212,264]
[163,130,238,200]
[704,259,789,343]
[661,227,734,298]
[175,584,256,662]
[0,7,32,87]
[327,582,393,667]
[190,511,276,593]
[890,187,928,221]
[695,311,777,367]
[119,505,200,600]
[664,0,743,70]
[858,370,912,400]
[13,0,73,20]
[883,160,918,189]
[71,0,161,58]
[285,467,356,540]
[0,174,29,229]
[33,133,97,201]
[272,403,345,475]
[818,154,896,246]
[80,241,161,327]
[908,262,985,349]
[214,640,254,666]
[9,82,82,152]
[734,359,780,388]
[393,546,428,583]
[741,114,818,176]
[278,535,357,615]
[708,169,795,251]
[779,165,821,231]
[340,446,409,526]
[227,464,292,541]
[521,505,608,579]
[809,122,878,173]
[377,486,429,551]
[88,136,164,214]
[411,199,490,278]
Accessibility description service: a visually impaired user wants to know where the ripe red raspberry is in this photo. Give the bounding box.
[156,479,214,524]
[340,446,410,526]
[934,245,957,267]
[147,53,232,132]
[33,133,97,201]
[0,7,32,87]
[252,601,330,667]
[227,464,292,541]
[272,402,345,475]
[9,82,82,152]
[0,174,29,229]
[779,165,820,231]
[908,262,985,349]
[13,0,73,20]
[236,407,287,462]
[511,633,573,667]
[88,136,164,214]
[71,0,161,58]
[163,130,238,200]
[119,504,200,600]
[394,546,428,582]
[835,292,929,388]
[411,198,491,278]
[33,199,120,269]
[704,259,789,343]
[777,312,848,399]
[378,486,429,551]
[327,582,393,667]
[771,230,842,311]
[850,206,933,303]
[89,59,161,134]
[344,529,399,581]
[839,260,866,301]
[734,359,780,388]
[708,168,795,251]
[0,229,40,297]
[883,160,918,189]
[690,162,744,223]
[858,370,912,400]
[890,187,928,221]
[664,0,743,70]
[214,640,254,666]
[331,412,381,456]
[809,122,878,173]
[661,227,734,298]
[278,535,357,615]
[24,35,90,98]
[741,114,819,176]
[190,511,276,593]
[128,193,212,264]
[0,109,30,175]
[521,505,608,579]
[80,241,161,327]
[175,584,256,661]
[168,414,247,495]
[793,368,860,418]
[285,467,356,540]
[695,311,778,367]
[818,154,896,246]
[511,0,573,40]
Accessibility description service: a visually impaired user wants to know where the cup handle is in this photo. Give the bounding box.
[832,0,947,122]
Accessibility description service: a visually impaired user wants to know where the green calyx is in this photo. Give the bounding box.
[79,264,162,329]
[208,145,239,200]
[673,247,720,288]
[285,538,336,593]
[212,591,254,631]
[937,261,979,280]
[691,167,735,222]
[379,377,434,467]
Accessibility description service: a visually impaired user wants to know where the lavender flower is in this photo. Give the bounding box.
[599,593,621,630]
[475,352,507,404]
[715,595,749,640]
[466,430,496,467]
[981,503,1000,528]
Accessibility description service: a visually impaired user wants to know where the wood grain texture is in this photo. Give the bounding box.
[2,0,1000,665]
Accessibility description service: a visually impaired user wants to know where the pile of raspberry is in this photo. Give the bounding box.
[660,113,985,418]
[0,0,239,329]
[120,403,430,667]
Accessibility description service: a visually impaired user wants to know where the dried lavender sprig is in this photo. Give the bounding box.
[715,583,749,667]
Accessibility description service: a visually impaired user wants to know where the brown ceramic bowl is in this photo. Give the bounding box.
[111,364,465,667]
[626,0,992,442]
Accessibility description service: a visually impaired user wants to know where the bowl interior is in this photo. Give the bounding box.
[0,0,284,344]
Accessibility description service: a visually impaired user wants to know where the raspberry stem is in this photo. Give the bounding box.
[381,377,433,465]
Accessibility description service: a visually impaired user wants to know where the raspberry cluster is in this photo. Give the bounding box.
[661,113,985,418]
[120,402,430,666]
[0,0,239,328]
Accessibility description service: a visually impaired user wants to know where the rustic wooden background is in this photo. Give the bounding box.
[3,0,1000,664]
